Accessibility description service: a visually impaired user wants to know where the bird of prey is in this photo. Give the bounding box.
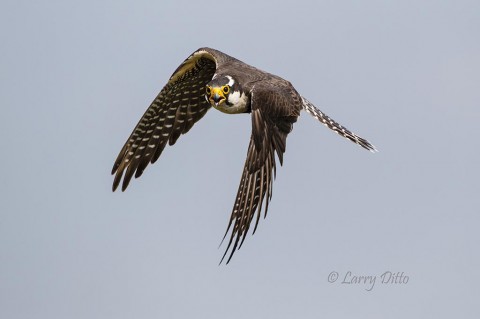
[112,47,376,263]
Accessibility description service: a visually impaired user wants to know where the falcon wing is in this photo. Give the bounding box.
[112,49,222,191]
[221,82,302,264]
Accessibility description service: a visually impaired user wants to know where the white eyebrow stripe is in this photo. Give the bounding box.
[226,75,234,86]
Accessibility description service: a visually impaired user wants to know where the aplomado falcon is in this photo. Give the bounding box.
[112,47,376,263]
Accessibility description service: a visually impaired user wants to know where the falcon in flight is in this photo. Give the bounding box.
[112,47,376,263]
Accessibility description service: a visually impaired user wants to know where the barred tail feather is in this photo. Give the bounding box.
[301,97,377,152]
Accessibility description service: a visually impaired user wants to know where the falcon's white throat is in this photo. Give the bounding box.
[221,90,248,114]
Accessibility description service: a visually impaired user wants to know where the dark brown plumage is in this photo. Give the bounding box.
[112,47,376,263]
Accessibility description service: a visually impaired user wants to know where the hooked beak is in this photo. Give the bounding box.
[209,88,226,106]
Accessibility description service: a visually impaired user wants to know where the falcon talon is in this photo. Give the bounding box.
[111,47,377,264]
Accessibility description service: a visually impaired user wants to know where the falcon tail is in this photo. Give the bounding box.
[301,97,377,152]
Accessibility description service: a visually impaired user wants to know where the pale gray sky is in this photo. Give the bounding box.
[1,1,479,318]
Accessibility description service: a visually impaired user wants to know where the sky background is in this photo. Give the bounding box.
[1,0,479,318]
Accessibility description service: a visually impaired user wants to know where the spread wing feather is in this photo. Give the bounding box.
[220,82,302,264]
[112,49,220,191]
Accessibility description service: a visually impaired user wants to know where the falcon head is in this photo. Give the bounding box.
[205,75,248,114]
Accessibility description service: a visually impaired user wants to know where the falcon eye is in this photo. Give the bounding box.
[205,86,211,95]
[223,85,230,94]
